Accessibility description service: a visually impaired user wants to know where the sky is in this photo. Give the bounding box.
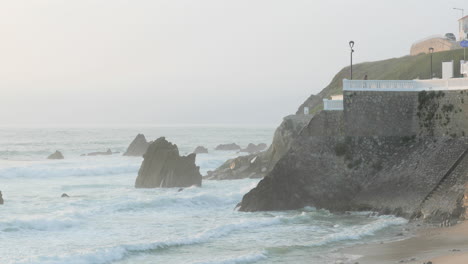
[0,0,466,125]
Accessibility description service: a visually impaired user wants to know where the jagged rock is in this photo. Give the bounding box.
[135,137,202,188]
[85,149,113,156]
[207,115,311,180]
[47,150,64,160]
[238,110,468,225]
[193,146,208,154]
[240,143,267,154]
[61,193,70,198]
[0,191,3,205]
[215,143,241,151]
[124,134,150,156]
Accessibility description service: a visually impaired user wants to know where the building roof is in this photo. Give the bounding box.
[459,15,468,21]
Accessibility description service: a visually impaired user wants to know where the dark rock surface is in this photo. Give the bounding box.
[85,149,113,156]
[0,191,3,205]
[61,193,70,198]
[206,115,311,180]
[193,146,208,154]
[215,143,241,151]
[240,143,267,154]
[238,110,468,224]
[47,150,64,160]
[124,134,150,157]
[135,137,202,188]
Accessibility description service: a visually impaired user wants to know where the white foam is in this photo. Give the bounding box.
[192,251,268,264]
[17,218,281,264]
[314,215,408,246]
[0,216,80,232]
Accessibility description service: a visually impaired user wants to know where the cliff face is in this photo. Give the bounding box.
[135,137,202,188]
[239,86,468,224]
[206,115,311,180]
[239,109,468,224]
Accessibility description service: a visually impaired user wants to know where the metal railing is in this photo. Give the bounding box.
[343,78,468,91]
[323,99,344,111]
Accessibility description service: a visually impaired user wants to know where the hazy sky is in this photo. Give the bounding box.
[0,0,466,125]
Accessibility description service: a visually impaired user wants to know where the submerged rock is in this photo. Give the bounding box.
[240,143,267,154]
[0,191,3,205]
[193,146,208,154]
[215,143,241,151]
[124,134,150,157]
[85,149,113,156]
[47,150,64,160]
[135,137,202,188]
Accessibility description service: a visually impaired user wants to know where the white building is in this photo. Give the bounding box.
[459,16,468,40]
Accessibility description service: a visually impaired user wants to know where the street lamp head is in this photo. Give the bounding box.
[349,41,354,49]
[429,47,434,53]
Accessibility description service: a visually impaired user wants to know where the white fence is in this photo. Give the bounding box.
[323,99,343,111]
[343,78,468,91]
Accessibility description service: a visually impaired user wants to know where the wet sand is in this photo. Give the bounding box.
[342,221,468,264]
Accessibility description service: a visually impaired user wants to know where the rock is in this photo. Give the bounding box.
[47,150,64,160]
[193,146,208,154]
[215,143,241,151]
[207,115,311,180]
[124,134,150,157]
[240,143,268,154]
[61,193,70,198]
[0,191,3,205]
[86,149,113,156]
[237,109,468,224]
[135,137,202,188]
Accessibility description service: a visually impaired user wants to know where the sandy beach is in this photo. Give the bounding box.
[342,221,468,264]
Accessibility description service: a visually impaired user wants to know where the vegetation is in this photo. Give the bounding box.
[300,49,468,115]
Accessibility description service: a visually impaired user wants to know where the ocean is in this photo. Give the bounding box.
[0,125,408,264]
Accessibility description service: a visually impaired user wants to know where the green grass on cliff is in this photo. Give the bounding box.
[302,48,468,114]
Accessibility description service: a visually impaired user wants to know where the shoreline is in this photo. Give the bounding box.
[341,220,468,264]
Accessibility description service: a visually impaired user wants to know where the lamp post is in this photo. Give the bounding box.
[454,8,465,41]
[429,47,434,79]
[349,41,355,80]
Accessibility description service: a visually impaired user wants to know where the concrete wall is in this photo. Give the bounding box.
[344,90,468,137]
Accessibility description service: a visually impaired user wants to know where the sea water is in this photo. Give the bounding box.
[0,125,408,264]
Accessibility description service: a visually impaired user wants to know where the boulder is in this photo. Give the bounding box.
[215,143,241,151]
[86,149,113,156]
[193,146,208,154]
[124,134,150,157]
[0,191,3,205]
[240,143,267,154]
[47,150,64,160]
[135,137,202,188]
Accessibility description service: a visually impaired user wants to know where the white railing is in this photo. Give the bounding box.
[343,78,468,91]
[323,99,343,111]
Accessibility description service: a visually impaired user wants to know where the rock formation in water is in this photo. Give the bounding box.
[124,134,150,157]
[238,87,468,225]
[85,149,113,156]
[47,150,64,160]
[215,143,241,151]
[135,137,202,188]
[193,146,208,154]
[206,115,311,180]
[61,193,70,198]
[0,191,3,205]
[240,143,267,154]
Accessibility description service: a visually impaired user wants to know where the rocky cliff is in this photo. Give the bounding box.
[135,137,202,188]
[239,98,468,224]
[124,134,150,156]
[238,49,468,224]
[206,115,311,180]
